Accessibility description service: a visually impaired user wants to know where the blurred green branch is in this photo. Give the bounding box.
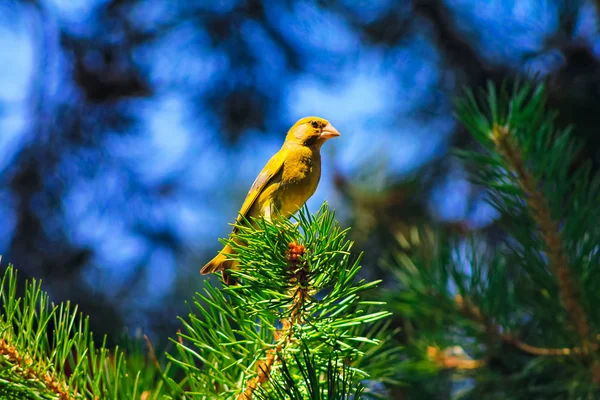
[384,82,600,398]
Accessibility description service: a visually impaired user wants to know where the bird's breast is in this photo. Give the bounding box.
[277,148,321,216]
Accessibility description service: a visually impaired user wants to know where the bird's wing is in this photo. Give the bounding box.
[232,148,286,232]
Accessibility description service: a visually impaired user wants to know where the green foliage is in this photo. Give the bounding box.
[0,204,395,399]
[0,265,166,399]
[384,82,600,399]
[254,343,364,400]
[169,203,395,399]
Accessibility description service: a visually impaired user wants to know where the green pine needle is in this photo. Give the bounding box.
[170,202,394,399]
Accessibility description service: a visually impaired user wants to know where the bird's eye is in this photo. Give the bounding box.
[311,120,319,129]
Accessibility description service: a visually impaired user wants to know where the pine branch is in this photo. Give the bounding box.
[489,123,591,351]
[0,337,70,399]
[0,208,393,398]
[0,264,167,399]
[454,294,588,357]
[455,82,599,346]
[170,203,393,399]
[239,242,309,400]
[386,82,600,397]
[255,342,365,400]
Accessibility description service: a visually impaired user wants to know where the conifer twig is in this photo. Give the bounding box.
[238,242,309,400]
[0,338,72,399]
[490,124,592,352]
[455,294,590,356]
[175,205,387,397]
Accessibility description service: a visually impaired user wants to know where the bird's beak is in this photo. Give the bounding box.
[320,123,341,140]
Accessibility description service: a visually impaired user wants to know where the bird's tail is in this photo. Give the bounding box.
[200,245,238,285]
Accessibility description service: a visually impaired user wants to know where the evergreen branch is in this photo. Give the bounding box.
[455,294,588,357]
[255,341,365,400]
[0,264,166,399]
[239,242,316,399]
[0,338,70,399]
[172,203,392,398]
[490,123,591,352]
[239,348,277,400]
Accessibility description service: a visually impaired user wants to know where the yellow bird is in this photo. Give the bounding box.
[201,116,341,284]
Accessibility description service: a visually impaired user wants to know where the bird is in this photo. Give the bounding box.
[201,116,341,284]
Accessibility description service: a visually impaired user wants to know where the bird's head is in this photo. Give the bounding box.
[285,116,341,148]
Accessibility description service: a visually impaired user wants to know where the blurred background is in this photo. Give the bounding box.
[1,0,599,345]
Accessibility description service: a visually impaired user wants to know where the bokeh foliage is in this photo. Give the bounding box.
[385,83,600,398]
